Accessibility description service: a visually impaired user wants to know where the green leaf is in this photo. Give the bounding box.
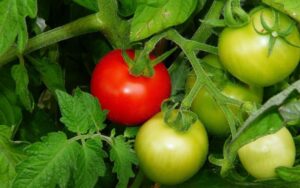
[27,56,65,93]
[0,68,19,105]
[0,125,27,188]
[75,89,107,132]
[109,136,138,188]
[279,100,300,125]
[130,0,198,41]
[0,93,21,126]
[0,68,22,126]
[11,64,34,112]
[262,0,300,22]
[118,0,137,17]
[0,0,37,55]
[124,127,139,138]
[276,165,300,182]
[56,89,107,134]
[18,109,57,143]
[169,58,191,96]
[13,132,81,188]
[73,0,98,12]
[74,138,106,188]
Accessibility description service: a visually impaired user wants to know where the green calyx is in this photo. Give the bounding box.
[161,99,198,133]
[224,0,250,28]
[122,47,176,77]
[252,8,300,56]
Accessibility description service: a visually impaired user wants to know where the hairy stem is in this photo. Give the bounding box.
[0,13,103,66]
[192,0,225,42]
[166,29,241,136]
[0,0,130,66]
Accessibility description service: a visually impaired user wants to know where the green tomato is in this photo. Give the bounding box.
[238,127,296,179]
[134,111,208,185]
[218,7,300,86]
[186,55,263,137]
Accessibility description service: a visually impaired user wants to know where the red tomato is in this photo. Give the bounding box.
[90,49,171,126]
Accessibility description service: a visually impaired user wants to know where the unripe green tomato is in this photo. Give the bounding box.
[238,127,296,179]
[218,7,300,86]
[134,111,209,185]
[186,55,263,137]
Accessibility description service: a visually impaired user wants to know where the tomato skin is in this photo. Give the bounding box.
[90,49,171,125]
[186,55,263,137]
[238,127,296,179]
[218,7,300,86]
[190,82,262,136]
[135,112,208,185]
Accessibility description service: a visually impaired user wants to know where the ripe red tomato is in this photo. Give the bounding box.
[90,49,171,125]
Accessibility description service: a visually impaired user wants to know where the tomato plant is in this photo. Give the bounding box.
[90,49,171,125]
[238,126,296,179]
[186,55,263,136]
[218,6,300,87]
[135,111,209,185]
[2,0,300,188]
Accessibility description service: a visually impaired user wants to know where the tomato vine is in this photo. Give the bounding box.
[1,0,300,187]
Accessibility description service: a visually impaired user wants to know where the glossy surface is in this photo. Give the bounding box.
[238,127,296,179]
[218,7,300,86]
[90,49,171,125]
[135,112,209,185]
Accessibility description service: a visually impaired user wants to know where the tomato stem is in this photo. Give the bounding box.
[0,0,130,66]
[192,0,225,43]
[129,169,144,188]
[165,29,241,134]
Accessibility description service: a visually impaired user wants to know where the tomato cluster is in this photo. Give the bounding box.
[217,6,298,180]
[90,6,299,186]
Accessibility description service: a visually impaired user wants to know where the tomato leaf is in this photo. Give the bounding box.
[118,0,137,17]
[0,93,21,126]
[276,166,300,182]
[169,59,191,97]
[74,138,106,188]
[56,89,107,134]
[262,0,300,23]
[279,100,300,125]
[27,56,65,93]
[73,0,98,12]
[12,132,79,188]
[0,125,27,188]
[11,64,34,112]
[130,0,198,41]
[0,0,37,55]
[109,136,138,188]
[0,69,22,126]
[18,109,59,143]
[124,127,139,138]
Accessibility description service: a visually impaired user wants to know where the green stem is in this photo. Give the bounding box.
[166,29,241,136]
[70,132,113,145]
[0,13,103,66]
[129,169,144,188]
[0,0,130,66]
[192,0,225,42]
[168,0,224,75]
